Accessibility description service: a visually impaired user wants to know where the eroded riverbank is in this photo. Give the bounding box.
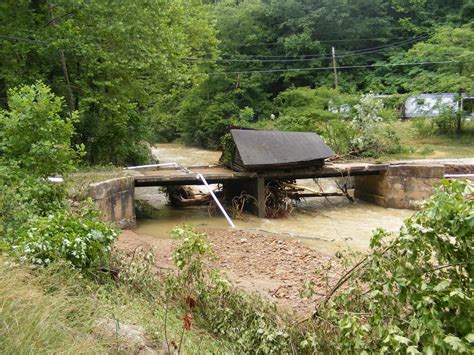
[117,228,342,316]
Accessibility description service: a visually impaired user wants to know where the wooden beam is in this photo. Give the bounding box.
[257,177,266,218]
[133,163,389,187]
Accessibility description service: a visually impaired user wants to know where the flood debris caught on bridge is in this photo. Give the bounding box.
[124,131,474,222]
[133,129,388,219]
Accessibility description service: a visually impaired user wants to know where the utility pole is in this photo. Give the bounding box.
[331,46,338,90]
[456,61,464,134]
[48,2,75,113]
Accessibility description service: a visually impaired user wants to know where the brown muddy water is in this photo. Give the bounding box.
[135,144,413,255]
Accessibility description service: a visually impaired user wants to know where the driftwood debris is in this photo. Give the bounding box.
[265,180,294,218]
[165,186,212,207]
[283,182,354,202]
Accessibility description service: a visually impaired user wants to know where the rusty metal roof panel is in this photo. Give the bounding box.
[230,129,335,170]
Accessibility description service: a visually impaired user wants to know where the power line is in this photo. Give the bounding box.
[208,35,429,60]
[0,35,49,45]
[232,37,420,46]
[207,60,459,75]
[186,35,429,62]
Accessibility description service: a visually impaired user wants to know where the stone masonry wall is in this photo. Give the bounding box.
[354,164,445,209]
[88,177,136,228]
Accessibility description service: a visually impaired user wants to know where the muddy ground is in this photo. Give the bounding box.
[116,228,344,316]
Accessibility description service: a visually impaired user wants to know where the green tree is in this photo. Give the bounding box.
[0,0,217,165]
[400,24,474,92]
[0,82,80,176]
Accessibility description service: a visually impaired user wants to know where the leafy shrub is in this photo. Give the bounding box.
[349,94,402,157]
[166,226,299,354]
[434,107,458,135]
[314,179,474,353]
[413,109,462,137]
[9,201,117,269]
[111,246,156,292]
[379,107,399,122]
[412,117,437,136]
[234,106,255,126]
[272,86,355,132]
[0,165,66,237]
[0,82,83,177]
[318,119,356,155]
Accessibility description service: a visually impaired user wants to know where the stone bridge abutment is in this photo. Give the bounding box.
[354,164,445,209]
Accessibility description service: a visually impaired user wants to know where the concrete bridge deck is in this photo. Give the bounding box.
[88,158,473,226]
[134,162,389,187]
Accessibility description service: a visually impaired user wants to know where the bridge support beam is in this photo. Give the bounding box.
[354,164,444,209]
[256,177,266,218]
[223,177,266,218]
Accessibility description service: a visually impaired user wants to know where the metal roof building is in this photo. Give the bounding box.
[404,93,459,118]
[228,129,335,172]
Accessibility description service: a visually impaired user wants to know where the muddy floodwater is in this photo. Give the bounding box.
[135,144,413,255]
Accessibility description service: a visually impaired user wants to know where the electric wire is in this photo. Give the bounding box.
[185,35,430,62]
[207,60,460,75]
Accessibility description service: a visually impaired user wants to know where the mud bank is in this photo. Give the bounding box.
[116,228,343,316]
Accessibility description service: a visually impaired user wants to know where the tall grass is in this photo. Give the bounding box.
[0,255,236,354]
[0,260,109,354]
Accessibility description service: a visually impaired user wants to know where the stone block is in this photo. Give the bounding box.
[354,164,445,209]
[387,164,444,178]
[88,177,136,228]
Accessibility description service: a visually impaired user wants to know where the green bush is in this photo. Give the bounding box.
[0,83,117,271]
[315,179,474,353]
[0,166,66,237]
[10,202,117,269]
[412,117,437,136]
[413,109,462,137]
[318,119,356,155]
[349,94,402,157]
[434,107,458,135]
[272,87,355,132]
[0,82,83,177]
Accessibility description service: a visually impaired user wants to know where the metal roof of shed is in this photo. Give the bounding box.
[230,129,335,170]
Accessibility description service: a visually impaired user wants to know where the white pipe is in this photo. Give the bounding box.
[47,177,64,183]
[197,173,235,228]
[445,174,474,178]
[124,163,179,170]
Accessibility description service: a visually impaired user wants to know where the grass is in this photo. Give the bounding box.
[385,120,474,160]
[0,258,109,354]
[0,255,236,354]
[64,165,130,200]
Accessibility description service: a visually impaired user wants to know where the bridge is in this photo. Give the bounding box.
[133,162,388,187]
[87,158,474,228]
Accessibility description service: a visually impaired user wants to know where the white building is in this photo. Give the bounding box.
[403,93,473,119]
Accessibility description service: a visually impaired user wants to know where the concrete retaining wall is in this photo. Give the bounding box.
[88,177,136,228]
[354,164,445,209]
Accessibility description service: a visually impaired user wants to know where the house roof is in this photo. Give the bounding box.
[230,129,335,170]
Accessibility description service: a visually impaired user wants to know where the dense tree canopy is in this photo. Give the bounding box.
[1,0,472,156]
[0,0,217,164]
[163,0,472,149]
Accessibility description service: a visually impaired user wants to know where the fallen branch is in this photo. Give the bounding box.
[313,244,394,317]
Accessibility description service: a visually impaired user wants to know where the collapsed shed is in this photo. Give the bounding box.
[224,129,335,172]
